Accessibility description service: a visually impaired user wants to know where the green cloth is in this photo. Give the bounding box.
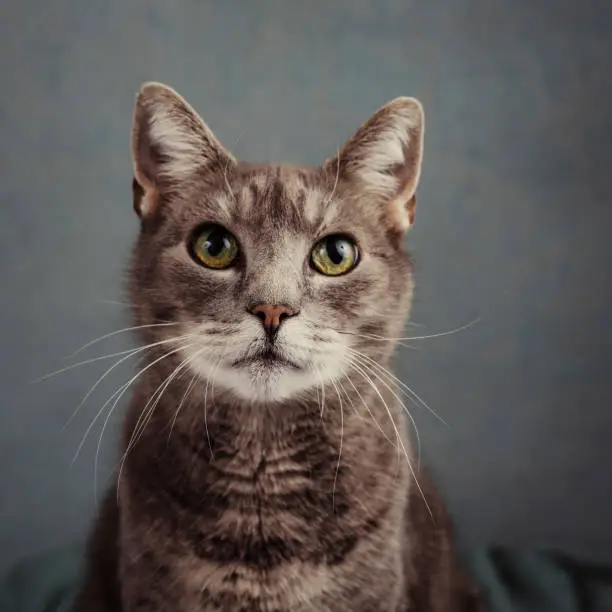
[466,548,612,612]
[0,546,82,612]
[1,545,612,611]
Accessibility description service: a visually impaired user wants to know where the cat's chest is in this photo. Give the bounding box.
[195,436,339,532]
[208,441,314,497]
[154,442,343,611]
[155,429,348,564]
[174,421,340,502]
[124,415,398,611]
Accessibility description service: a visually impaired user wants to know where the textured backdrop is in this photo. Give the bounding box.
[1,0,611,570]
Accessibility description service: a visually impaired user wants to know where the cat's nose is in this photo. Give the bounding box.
[248,303,299,339]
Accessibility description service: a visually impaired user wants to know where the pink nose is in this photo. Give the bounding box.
[249,303,298,334]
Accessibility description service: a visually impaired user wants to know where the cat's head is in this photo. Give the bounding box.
[129,83,424,403]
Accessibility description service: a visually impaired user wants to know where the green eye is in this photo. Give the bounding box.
[310,235,359,276]
[191,225,239,269]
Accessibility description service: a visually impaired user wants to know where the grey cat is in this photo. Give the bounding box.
[73,82,485,611]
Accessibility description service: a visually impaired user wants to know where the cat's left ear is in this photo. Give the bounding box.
[323,97,424,234]
[131,82,235,218]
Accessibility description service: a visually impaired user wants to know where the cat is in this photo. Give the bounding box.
[72,82,485,611]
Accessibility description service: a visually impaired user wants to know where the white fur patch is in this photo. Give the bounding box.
[137,186,158,218]
[388,191,416,233]
[180,312,350,403]
[212,192,234,221]
[303,188,324,224]
[356,102,422,198]
[340,97,424,232]
[148,111,208,181]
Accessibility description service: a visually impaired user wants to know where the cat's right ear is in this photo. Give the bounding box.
[131,82,235,218]
[323,97,424,235]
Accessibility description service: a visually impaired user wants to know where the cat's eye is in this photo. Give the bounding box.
[310,235,359,276]
[190,224,239,269]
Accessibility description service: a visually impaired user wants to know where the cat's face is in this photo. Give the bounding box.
[129,83,424,403]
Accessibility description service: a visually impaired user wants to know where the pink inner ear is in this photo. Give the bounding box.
[132,175,159,219]
[408,195,416,226]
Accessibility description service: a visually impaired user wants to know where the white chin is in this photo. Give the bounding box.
[197,362,316,403]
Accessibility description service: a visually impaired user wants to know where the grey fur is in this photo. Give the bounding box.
[73,83,484,611]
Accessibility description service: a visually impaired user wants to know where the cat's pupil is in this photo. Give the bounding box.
[205,231,226,257]
[328,238,347,265]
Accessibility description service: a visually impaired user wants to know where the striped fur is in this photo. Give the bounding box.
[73,83,484,611]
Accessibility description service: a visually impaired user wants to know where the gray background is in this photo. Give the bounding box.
[1,0,611,571]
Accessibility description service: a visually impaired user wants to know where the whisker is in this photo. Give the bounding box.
[341,372,398,451]
[349,361,403,473]
[204,348,228,461]
[311,366,325,422]
[348,360,433,519]
[208,344,228,407]
[112,343,200,502]
[162,346,211,445]
[34,331,183,384]
[34,347,145,383]
[129,358,190,447]
[348,354,421,471]
[166,372,199,445]
[72,342,194,467]
[319,368,326,420]
[336,378,357,419]
[223,153,238,210]
[325,146,341,205]
[341,333,418,351]
[62,334,194,431]
[339,317,480,342]
[347,347,448,427]
[393,317,481,341]
[329,378,344,513]
[122,348,201,468]
[66,322,180,359]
